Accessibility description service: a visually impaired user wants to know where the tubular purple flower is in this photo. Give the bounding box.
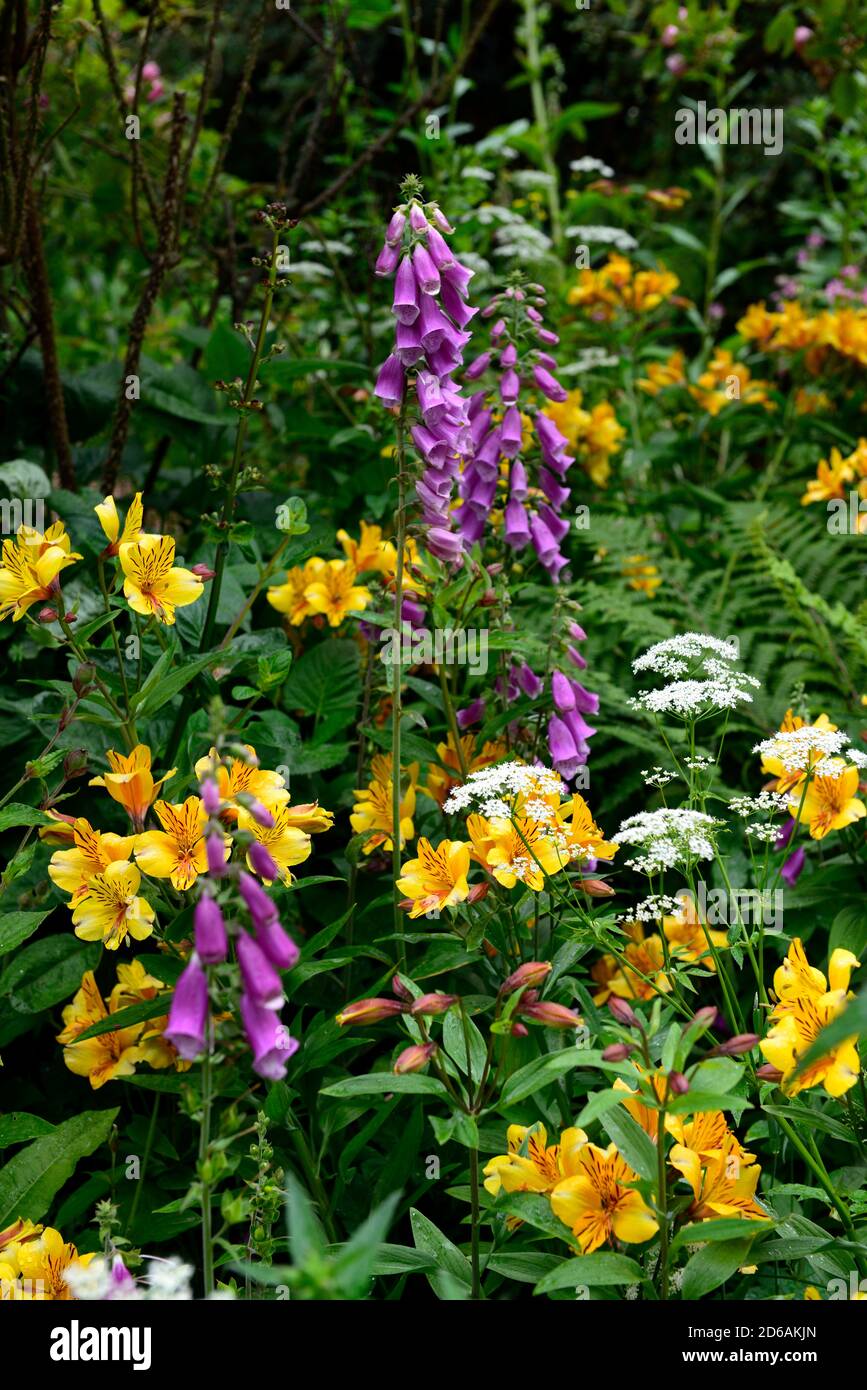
[194,894,228,964]
[238,870,277,928]
[206,832,228,878]
[551,671,575,712]
[240,994,298,1080]
[441,278,477,327]
[503,498,531,549]
[500,368,520,404]
[426,526,464,565]
[500,342,517,367]
[393,257,419,324]
[249,839,280,882]
[781,846,806,887]
[426,224,455,270]
[374,353,405,406]
[386,209,406,244]
[457,697,486,728]
[465,350,491,381]
[395,320,424,365]
[165,956,209,1060]
[518,662,544,699]
[375,240,400,276]
[548,714,579,766]
[200,777,221,815]
[537,328,560,346]
[538,503,570,542]
[441,260,473,297]
[566,643,587,671]
[237,930,284,1010]
[412,242,441,294]
[408,202,428,232]
[532,363,568,402]
[509,458,529,500]
[500,406,523,458]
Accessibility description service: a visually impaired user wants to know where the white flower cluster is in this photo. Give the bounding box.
[65,1255,196,1302]
[685,755,716,771]
[570,157,615,177]
[614,807,722,874]
[631,633,759,718]
[728,790,790,817]
[745,823,781,842]
[641,766,677,787]
[621,893,682,923]
[566,223,637,251]
[753,728,850,773]
[444,761,564,818]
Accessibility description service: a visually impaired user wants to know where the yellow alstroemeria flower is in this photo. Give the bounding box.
[109,959,190,1072]
[550,1142,659,1253]
[119,533,203,625]
[303,557,371,627]
[663,891,728,971]
[554,793,619,865]
[267,557,326,625]
[193,744,290,821]
[89,744,176,830]
[0,521,81,622]
[94,492,148,554]
[771,938,859,1013]
[56,969,144,1087]
[11,1227,97,1300]
[396,837,471,918]
[760,992,860,1098]
[237,804,312,886]
[48,818,137,903]
[336,520,393,574]
[467,812,568,891]
[71,861,155,950]
[135,796,216,890]
[484,1124,588,1197]
[422,733,507,808]
[789,759,866,839]
[591,923,671,1002]
[350,754,418,855]
[670,1132,768,1223]
[612,1073,668,1140]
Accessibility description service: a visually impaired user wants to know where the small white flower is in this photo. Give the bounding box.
[443,761,565,817]
[753,728,850,772]
[570,157,615,178]
[615,807,722,875]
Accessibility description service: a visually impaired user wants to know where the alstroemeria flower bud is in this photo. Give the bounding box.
[608,997,640,1029]
[499,961,552,996]
[410,992,458,1016]
[602,1043,633,1062]
[519,999,583,1029]
[336,998,407,1027]
[667,1071,690,1095]
[708,1033,759,1057]
[394,1042,437,1074]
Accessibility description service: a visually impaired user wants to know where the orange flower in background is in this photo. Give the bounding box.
[663,892,727,970]
[592,923,671,1003]
[119,533,203,624]
[350,753,418,854]
[193,744,289,821]
[337,520,394,574]
[637,349,687,395]
[303,558,371,626]
[0,521,81,622]
[89,744,176,830]
[670,1132,767,1223]
[135,797,215,889]
[56,970,144,1086]
[422,733,507,807]
[790,759,866,839]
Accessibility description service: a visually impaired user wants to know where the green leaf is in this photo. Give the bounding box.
[369,1244,437,1275]
[0,909,51,956]
[73,995,171,1041]
[320,1073,449,1099]
[6,937,101,1013]
[670,1217,771,1255]
[410,1208,472,1298]
[829,906,867,960]
[534,1251,644,1293]
[282,640,360,723]
[681,1236,755,1300]
[0,804,49,833]
[575,1088,634,1128]
[499,1048,603,1106]
[601,1107,658,1183]
[332,1191,400,1296]
[285,1172,326,1264]
[0,1108,118,1227]
[442,1009,487,1081]
[487,1252,561,1284]
[763,1102,858,1143]
[0,1112,57,1147]
[129,650,226,719]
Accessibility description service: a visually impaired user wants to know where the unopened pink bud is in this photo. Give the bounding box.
[394,1042,437,1074]
[668,1071,690,1095]
[602,1043,633,1062]
[410,992,458,1016]
[500,961,552,996]
[608,997,640,1029]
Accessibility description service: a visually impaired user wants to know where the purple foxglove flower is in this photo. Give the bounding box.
[386,209,406,245]
[470,408,493,447]
[531,512,559,564]
[568,679,599,715]
[458,505,487,543]
[416,371,447,425]
[500,342,517,367]
[194,894,227,964]
[775,817,796,850]
[475,426,502,466]
[441,260,473,298]
[491,318,506,338]
[393,257,419,325]
[539,469,571,510]
[532,364,568,402]
[518,662,544,699]
[239,870,277,929]
[395,320,424,365]
[240,994,299,1080]
[426,224,455,270]
[249,840,279,881]
[412,242,441,294]
[206,832,227,878]
[200,778,221,815]
[509,458,528,500]
[426,525,464,564]
[237,931,284,1010]
[538,503,570,543]
[781,846,806,886]
[500,368,520,404]
[527,306,542,324]
[569,621,587,641]
[535,411,569,456]
[563,706,596,749]
[465,472,497,510]
[457,697,486,728]
[248,799,275,828]
[427,343,461,378]
[551,670,575,712]
[401,595,426,626]
[255,914,300,971]
[165,957,209,1060]
[109,1256,136,1297]
[431,207,455,234]
[374,353,405,406]
[411,423,450,464]
[536,352,558,371]
[548,714,578,764]
[503,498,531,549]
[538,328,559,346]
[409,203,428,232]
[418,293,449,352]
[375,240,400,276]
[500,406,523,458]
[566,644,587,671]
[465,350,491,381]
[441,279,477,327]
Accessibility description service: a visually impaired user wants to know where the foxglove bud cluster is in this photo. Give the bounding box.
[461,279,573,580]
[373,177,477,566]
[165,754,300,1080]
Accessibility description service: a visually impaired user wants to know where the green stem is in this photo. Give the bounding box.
[391,406,409,970]
[469,1145,482,1300]
[774,1110,867,1278]
[657,1093,669,1301]
[127,1094,160,1236]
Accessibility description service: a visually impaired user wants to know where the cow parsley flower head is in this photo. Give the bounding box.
[752,727,850,773]
[631,633,759,718]
[614,807,722,874]
[728,791,791,817]
[443,760,565,818]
